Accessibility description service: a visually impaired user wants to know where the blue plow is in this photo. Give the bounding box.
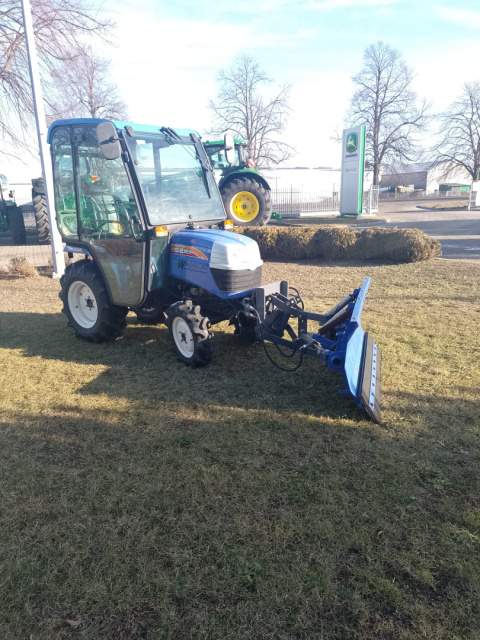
[255,277,382,423]
[312,277,382,423]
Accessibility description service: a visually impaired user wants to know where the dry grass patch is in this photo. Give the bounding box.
[1,257,39,279]
[0,260,479,639]
[418,201,468,210]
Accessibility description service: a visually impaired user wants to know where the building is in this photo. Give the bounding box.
[380,162,471,194]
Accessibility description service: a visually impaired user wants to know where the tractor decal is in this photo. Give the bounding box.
[176,259,208,272]
[171,244,208,260]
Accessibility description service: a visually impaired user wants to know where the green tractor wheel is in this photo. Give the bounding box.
[220,176,272,226]
[32,179,50,244]
[6,205,26,244]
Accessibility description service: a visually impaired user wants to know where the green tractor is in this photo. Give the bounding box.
[0,174,26,244]
[204,137,273,226]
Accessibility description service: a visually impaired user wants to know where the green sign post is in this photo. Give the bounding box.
[340,125,366,216]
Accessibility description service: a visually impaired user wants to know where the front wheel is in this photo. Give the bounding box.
[220,176,272,226]
[165,300,213,367]
[59,259,128,342]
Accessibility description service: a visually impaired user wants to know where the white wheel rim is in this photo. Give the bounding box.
[172,316,194,358]
[68,281,99,329]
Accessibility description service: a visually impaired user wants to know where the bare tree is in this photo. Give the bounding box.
[49,46,128,122]
[434,81,480,181]
[0,0,111,155]
[347,41,429,184]
[208,55,294,169]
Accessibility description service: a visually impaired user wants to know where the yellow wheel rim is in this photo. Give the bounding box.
[230,191,260,222]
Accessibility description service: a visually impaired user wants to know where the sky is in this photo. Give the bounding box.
[4,0,480,181]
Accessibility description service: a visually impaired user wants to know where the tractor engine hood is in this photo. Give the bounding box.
[169,228,263,299]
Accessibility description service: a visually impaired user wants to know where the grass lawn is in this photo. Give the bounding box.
[0,259,479,639]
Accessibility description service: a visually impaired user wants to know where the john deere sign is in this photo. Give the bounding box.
[340,125,366,216]
[346,132,358,153]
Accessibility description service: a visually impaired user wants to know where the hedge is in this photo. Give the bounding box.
[236,225,441,263]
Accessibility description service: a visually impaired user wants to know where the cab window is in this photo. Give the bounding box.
[50,126,78,240]
[73,126,141,241]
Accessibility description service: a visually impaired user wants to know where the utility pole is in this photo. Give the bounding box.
[20,0,65,278]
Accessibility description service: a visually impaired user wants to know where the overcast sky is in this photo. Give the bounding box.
[5,0,480,180]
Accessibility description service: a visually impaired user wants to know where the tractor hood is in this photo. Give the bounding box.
[170,229,263,271]
[169,228,263,299]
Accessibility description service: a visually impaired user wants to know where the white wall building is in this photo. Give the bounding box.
[380,162,471,193]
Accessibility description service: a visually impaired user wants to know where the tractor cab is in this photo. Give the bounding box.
[206,138,247,172]
[48,119,227,308]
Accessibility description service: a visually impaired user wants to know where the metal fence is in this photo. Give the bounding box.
[362,185,379,214]
[271,188,340,217]
[379,189,470,201]
[272,186,379,217]
[468,190,478,210]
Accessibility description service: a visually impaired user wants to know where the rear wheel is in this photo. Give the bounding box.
[7,205,26,244]
[59,259,127,342]
[165,300,213,367]
[220,176,272,226]
[32,190,50,244]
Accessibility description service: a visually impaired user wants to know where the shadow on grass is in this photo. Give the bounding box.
[0,310,369,421]
[0,397,479,639]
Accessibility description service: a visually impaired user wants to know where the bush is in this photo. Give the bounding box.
[236,225,441,263]
[5,257,39,278]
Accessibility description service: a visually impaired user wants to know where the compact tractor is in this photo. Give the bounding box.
[0,174,26,244]
[204,138,273,226]
[48,118,381,422]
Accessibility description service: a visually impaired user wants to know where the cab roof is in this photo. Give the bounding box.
[205,139,246,146]
[47,118,200,143]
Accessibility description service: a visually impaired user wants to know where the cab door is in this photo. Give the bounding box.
[72,125,146,307]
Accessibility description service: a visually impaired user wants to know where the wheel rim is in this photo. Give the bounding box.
[68,281,99,329]
[230,191,260,222]
[172,317,194,358]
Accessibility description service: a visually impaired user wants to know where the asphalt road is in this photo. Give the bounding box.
[378,202,480,260]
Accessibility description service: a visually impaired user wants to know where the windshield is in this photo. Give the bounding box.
[124,133,225,226]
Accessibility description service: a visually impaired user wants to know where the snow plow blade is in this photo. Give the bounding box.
[254,276,382,423]
[324,277,382,423]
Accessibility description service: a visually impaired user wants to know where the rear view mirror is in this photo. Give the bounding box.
[96,122,122,160]
[224,133,235,165]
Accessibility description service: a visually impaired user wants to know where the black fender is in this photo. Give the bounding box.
[218,171,271,192]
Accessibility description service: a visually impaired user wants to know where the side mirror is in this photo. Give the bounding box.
[96,122,122,160]
[224,133,235,165]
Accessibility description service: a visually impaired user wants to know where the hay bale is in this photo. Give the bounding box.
[6,257,39,278]
[238,226,357,261]
[237,226,317,260]
[354,227,442,262]
[311,226,357,260]
[235,225,441,263]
